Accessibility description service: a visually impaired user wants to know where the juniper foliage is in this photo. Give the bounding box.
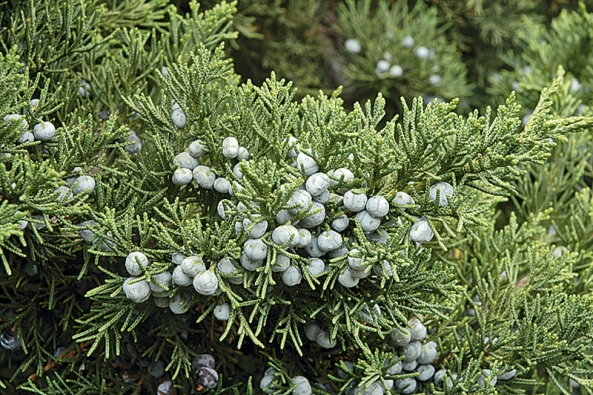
[2,1,593,395]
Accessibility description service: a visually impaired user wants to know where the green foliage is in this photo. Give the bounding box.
[487,3,593,114]
[336,0,470,105]
[1,1,593,395]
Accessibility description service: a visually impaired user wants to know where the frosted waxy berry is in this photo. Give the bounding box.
[229,182,243,197]
[434,369,447,385]
[272,254,291,272]
[237,146,249,161]
[479,369,497,387]
[18,131,34,143]
[393,191,415,205]
[193,165,216,188]
[260,375,278,394]
[366,195,390,218]
[78,79,91,97]
[286,135,299,158]
[317,230,342,252]
[306,172,330,196]
[366,230,388,244]
[417,364,435,381]
[125,130,142,154]
[395,377,417,394]
[338,269,359,288]
[299,202,326,228]
[305,322,321,341]
[375,60,390,74]
[329,244,348,258]
[401,341,422,361]
[359,303,382,323]
[344,38,361,53]
[418,342,438,364]
[172,266,193,286]
[296,152,319,175]
[553,246,568,258]
[287,189,312,214]
[390,327,411,346]
[389,65,403,77]
[408,317,427,341]
[217,200,234,219]
[173,152,198,169]
[337,361,354,379]
[243,238,268,260]
[240,251,264,271]
[66,167,83,187]
[402,35,414,47]
[148,361,165,378]
[214,303,230,320]
[347,249,364,270]
[331,214,349,232]
[387,361,403,375]
[343,190,368,212]
[243,216,268,238]
[409,220,433,243]
[306,258,325,276]
[414,46,430,59]
[4,114,28,131]
[304,236,325,258]
[0,328,21,350]
[188,140,207,158]
[498,369,517,380]
[53,186,73,202]
[233,163,243,179]
[296,228,312,248]
[73,176,95,195]
[351,267,371,279]
[98,232,115,252]
[193,270,219,295]
[181,256,206,277]
[429,181,454,207]
[161,66,169,79]
[276,209,296,225]
[213,178,231,194]
[272,224,300,247]
[78,220,98,243]
[429,74,442,86]
[354,381,383,395]
[222,136,239,158]
[193,354,215,371]
[315,330,336,348]
[402,360,418,371]
[33,121,56,141]
[172,168,193,185]
[355,210,381,232]
[171,108,186,128]
[571,77,581,93]
[157,380,174,395]
[16,212,28,230]
[153,297,169,308]
[293,376,312,395]
[217,257,243,284]
[282,265,302,286]
[125,252,149,275]
[329,167,355,185]
[149,271,172,292]
[123,278,151,303]
[195,367,219,389]
[312,189,330,203]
